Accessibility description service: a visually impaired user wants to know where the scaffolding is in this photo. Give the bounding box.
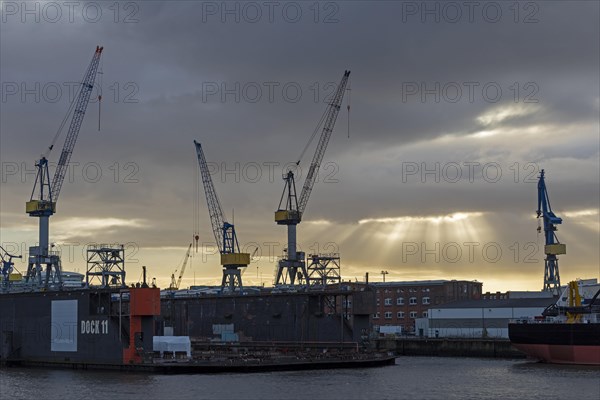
[86,244,126,287]
[306,253,341,286]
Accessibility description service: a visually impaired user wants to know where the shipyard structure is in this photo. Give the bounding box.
[0,255,377,368]
[0,49,395,370]
[161,286,373,344]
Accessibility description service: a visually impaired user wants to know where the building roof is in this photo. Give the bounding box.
[434,297,558,309]
[370,280,480,287]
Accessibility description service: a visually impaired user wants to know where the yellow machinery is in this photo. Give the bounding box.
[566,281,582,323]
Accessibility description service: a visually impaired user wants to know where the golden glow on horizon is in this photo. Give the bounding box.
[358,212,484,225]
[51,217,146,241]
[304,219,333,225]
[56,217,145,230]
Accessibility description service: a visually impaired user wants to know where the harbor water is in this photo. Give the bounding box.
[2,357,599,400]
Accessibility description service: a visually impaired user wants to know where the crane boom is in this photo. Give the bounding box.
[175,243,192,290]
[194,140,228,253]
[51,46,104,203]
[194,140,249,292]
[297,70,350,215]
[537,169,565,292]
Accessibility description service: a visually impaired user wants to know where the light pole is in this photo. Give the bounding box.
[381,270,388,283]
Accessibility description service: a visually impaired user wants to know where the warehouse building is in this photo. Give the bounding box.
[420,295,556,339]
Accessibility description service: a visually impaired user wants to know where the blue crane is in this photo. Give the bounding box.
[25,46,103,288]
[537,169,565,292]
[194,141,250,292]
[274,70,351,285]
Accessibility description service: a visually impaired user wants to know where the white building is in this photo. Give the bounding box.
[424,297,556,339]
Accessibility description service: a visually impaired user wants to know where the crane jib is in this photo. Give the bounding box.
[57,151,69,167]
[49,47,103,203]
[296,70,350,215]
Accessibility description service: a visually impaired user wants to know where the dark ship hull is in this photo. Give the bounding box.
[508,322,600,365]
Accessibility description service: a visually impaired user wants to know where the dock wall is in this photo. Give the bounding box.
[376,337,526,358]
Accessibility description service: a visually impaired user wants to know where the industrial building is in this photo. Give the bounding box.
[419,294,556,339]
[370,280,483,334]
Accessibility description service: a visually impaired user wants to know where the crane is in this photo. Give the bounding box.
[25,46,104,288]
[537,169,565,293]
[1,246,22,289]
[194,140,250,292]
[274,70,350,286]
[169,243,192,290]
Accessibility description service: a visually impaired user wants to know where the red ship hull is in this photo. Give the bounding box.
[511,343,600,365]
[509,322,600,365]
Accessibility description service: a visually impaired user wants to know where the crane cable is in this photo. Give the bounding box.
[296,76,352,165]
[43,83,82,159]
[194,153,200,253]
[97,56,104,131]
[295,98,329,166]
[346,75,351,138]
[43,52,104,158]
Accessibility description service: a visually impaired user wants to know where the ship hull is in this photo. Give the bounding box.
[508,322,600,365]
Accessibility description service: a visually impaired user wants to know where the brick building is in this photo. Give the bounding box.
[371,280,482,333]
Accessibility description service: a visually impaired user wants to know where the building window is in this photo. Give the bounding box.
[422,297,430,305]
[384,312,392,319]
[376,298,380,306]
[409,311,417,318]
[384,298,392,306]
[396,297,404,305]
[422,311,428,318]
[397,311,404,319]
[409,297,417,305]
[373,312,380,319]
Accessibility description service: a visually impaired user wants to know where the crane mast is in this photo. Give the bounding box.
[537,169,565,293]
[194,140,250,292]
[25,46,103,288]
[274,70,350,286]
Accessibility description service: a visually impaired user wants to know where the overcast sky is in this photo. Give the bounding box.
[1,1,598,291]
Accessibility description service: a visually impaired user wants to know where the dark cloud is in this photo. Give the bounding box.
[1,1,598,289]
